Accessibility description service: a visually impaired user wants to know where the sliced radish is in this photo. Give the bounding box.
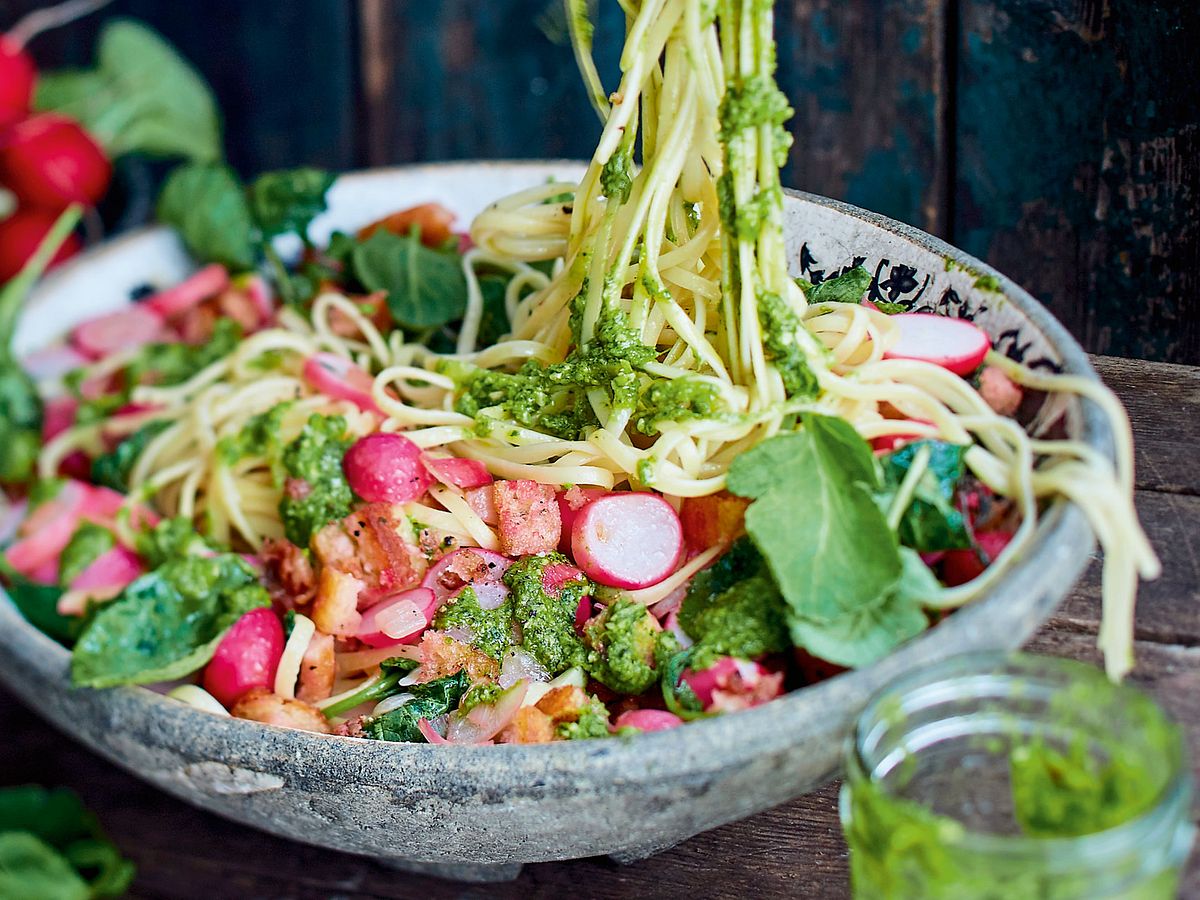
[464,485,498,525]
[423,455,493,489]
[680,656,740,707]
[71,306,165,360]
[42,396,78,442]
[4,481,87,577]
[202,607,285,708]
[574,594,591,632]
[241,274,275,322]
[883,313,990,376]
[303,352,382,415]
[356,587,436,648]
[420,547,512,606]
[614,709,683,732]
[343,433,433,503]
[556,487,609,553]
[144,264,229,319]
[446,680,528,744]
[21,345,89,382]
[941,531,1013,586]
[69,545,143,592]
[571,492,684,590]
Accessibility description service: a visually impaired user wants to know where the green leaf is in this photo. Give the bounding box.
[789,548,932,668]
[157,164,255,270]
[70,555,269,688]
[58,523,115,587]
[352,230,468,329]
[807,265,872,304]
[90,420,170,492]
[0,569,77,645]
[728,415,900,624]
[0,833,90,900]
[361,671,472,743]
[35,19,220,163]
[879,440,971,552]
[475,273,513,347]
[247,168,336,240]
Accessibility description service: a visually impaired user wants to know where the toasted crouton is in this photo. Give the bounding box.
[494,479,561,555]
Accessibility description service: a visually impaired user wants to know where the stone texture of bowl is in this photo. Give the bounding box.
[0,161,1110,882]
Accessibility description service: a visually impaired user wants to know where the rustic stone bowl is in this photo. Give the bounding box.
[0,162,1109,882]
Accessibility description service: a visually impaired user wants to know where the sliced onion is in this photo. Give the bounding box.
[372,692,415,716]
[167,684,230,717]
[521,667,586,708]
[499,648,549,689]
[443,625,475,645]
[418,716,451,744]
[336,643,421,678]
[378,598,427,639]
[273,613,317,699]
[446,680,528,744]
[474,581,509,610]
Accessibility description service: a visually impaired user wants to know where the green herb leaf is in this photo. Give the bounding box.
[91,420,169,492]
[247,168,336,241]
[352,230,468,329]
[361,671,472,742]
[0,567,77,645]
[58,523,115,587]
[36,19,220,163]
[807,265,872,304]
[157,163,255,270]
[879,440,971,552]
[71,555,269,688]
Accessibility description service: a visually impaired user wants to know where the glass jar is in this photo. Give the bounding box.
[840,653,1194,899]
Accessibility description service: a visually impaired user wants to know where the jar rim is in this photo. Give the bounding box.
[848,651,1193,860]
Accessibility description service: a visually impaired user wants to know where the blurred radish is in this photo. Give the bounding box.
[144,263,228,318]
[423,455,492,489]
[941,531,1013,586]
[0,207,81,281]
[202,607,285,708]
[3,479,86,577]
[883,313,990,376]
[0,35,35,128]
[41,395,77,441]
[20,343,88,381]
[614,709,682,732]
[71,305,164,359]
[978,365,1023,416]
[571,492,683,589]
[446,680,528,744]
[355,587,436,648]
[342,432,433,503]
[58,544,143,612]
[302,352,383,415]
[0,113,111,209]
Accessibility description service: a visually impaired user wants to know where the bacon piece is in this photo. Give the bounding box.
[679,491,749,552]
[261,537,317,607]
[978,365,1024,417]
[494,480,561,556]
[464,485,499,525]
[534,685,590,724]
[311,568,364,637]
[312,503,428,605]
[498,706,556,744]
[296,631,336,703]
[230,688,331,733]
[327,289,392,339]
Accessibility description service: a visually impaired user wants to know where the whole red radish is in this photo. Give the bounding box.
[0,113,111,209]
[0,35,35,128]
[0,207,81,281]
[342,432,433,503]
[203,608,286,708]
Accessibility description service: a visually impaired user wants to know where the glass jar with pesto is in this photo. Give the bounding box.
[840,653,1194,899]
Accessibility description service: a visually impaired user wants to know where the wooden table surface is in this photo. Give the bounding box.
[4,356,1198,900]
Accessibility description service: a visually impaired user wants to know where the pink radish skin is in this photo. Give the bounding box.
[4,481,87,577]
[571,492,684,590]
[242,275,274,322]
[0,35,35,128]
[681,656,740,707]
[0,114,111,208]
[614,709,683,732]
[556,487,609,552]
[574,594,591,632]
[343,433,433,503]
[356,587,436,648]
[303,353,383,415]
[71,306,164,360]
[202,608,285,708]
[21,345,89,382]
[145,264,229,318]
[883,313,990,376]
[423,455,493,489]
[421,547,511,605]
[41,396,78,441]
[69,545,142,592]
[417,717,451,744]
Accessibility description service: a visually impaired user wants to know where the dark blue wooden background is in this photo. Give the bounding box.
[5,0,1197,364]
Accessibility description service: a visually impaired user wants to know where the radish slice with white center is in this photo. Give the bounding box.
[421,547,512,605]
[356,587,436,647]
[302,352,383,415]
[144,263,229,318]
[343,433,432,503]
[883,313,991,376]
[71,306,165,360]
[571,493,684,589]
[446,680,528,744]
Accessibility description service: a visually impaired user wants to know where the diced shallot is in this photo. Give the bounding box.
[342,433,433,503]
[355,587,436,648]
[883,313,991,376]
[614,709,683,732]
[71,306,165,360]
[499,648,550,689]
[571,492,684,590]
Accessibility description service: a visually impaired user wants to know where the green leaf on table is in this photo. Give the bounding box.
[157,164,255,270]
[352,229,468,329]
[248,168,336,240]
[70,555,269,688]
[0,832,90,900]
[806,265,872,304]
[35,19,220,164]
[727,414,901,624]
[879,440,971,552]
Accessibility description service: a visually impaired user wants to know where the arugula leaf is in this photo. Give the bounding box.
[247,168,336,241]
[35,19,220,164]
[807,265,872,304]
[90,420,169,492]
[727,415,901,624]
[361,671,472,743]
[157,164,255,270]
[879,440,971,552]
[0,568,77,645]
[58,523,115,587]
[352,229,468,329]
[788,548,933,667]
[475,273,513,347]
[71,555,269,688]
[0,786,135,899]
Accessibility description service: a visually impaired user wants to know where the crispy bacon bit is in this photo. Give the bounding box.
[334,718,367,738]
[216,286,263,332]
[327,289,392,339]
[261,537,317,607]
[311,568,365,637]
[356,203,456,247]
[494,480,561,556]
[679,491,749,552]
[497,706,556,744]
[534,685,590,724]
[978,366,1024,417]
[415,630,500,683]
[296,631,336,703]
[708,668,784,714]
[230,688,331,733]
[311,503,427,605]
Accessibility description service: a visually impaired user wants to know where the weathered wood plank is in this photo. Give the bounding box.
[1093,356,1200,497]
[775,0,951,234]
[955,0,1200,364]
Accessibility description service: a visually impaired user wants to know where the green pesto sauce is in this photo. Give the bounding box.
[756,291,819,398]
[582,597,661,695]
[458,682,505,714]
[58,522,115,587]
[278,414,354,546]
[600,150,633,204]
[556,695,613,741]
[216,401,293,472]
[502,553,589,675]
[635,377,723,435]
[431,585,514,660]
